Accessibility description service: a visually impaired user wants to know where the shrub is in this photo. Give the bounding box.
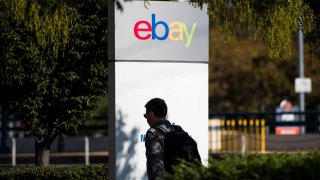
[164,151,320,180]
[0,164,108,180]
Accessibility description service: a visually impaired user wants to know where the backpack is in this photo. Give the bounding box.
[154,125,202,174]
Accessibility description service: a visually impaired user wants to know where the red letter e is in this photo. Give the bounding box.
[134,21,152,40]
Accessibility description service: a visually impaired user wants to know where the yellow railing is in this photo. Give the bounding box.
[209,118,266,153]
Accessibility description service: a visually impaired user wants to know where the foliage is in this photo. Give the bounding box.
[93,96,108,117]
[0,0,77,57]
[0,0,108,165]
[306,16,320,59]
[0,164,108,180]
[191,0,314,59]
[164,151,320,180]
[209,29,320,112]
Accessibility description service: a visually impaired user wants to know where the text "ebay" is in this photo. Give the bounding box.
[134,14,197,47]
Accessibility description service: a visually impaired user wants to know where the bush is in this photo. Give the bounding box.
[164,151,320,180]
[0,164,108,180]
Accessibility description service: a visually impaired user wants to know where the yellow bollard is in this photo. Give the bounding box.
[249,119,254,152]
[209,119,213,153]
[238,119,243,152]
[261,119,266,153]
[231,119,236,152]
[226,120,231,152]
[220,120,225,152]
[243,119,247,152]
[255,119,260,153]
[217,119,221,151]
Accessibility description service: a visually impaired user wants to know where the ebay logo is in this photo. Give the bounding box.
[134,14,197,47]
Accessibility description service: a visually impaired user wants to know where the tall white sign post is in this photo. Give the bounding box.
[108,1,208,179]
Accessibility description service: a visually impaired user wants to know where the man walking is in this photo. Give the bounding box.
[144,98,174,180]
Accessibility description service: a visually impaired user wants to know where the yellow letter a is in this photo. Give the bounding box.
[169,21,183,41]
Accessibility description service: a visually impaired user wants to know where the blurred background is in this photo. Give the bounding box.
[1,28,320,165]
[1,0,320,166]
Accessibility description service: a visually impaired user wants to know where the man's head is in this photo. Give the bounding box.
[144,98,167,127]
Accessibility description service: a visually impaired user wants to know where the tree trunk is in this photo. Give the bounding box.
[57,134,65,152]
[35,140,50,167]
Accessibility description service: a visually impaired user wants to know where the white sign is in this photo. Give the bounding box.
[114,62,208,179]
[295,78,312,93]
[109,1,209,180]
[115,1,208,61]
